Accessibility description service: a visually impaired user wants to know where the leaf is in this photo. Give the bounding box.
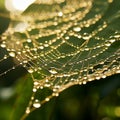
[10,75,33,120]
[0,0,120,119]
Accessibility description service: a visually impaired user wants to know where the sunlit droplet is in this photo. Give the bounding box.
[5,0,35,12]
[26,107,30,114]
[4,55,7,59]
[45,97,50,101]
[27,38,32,43]
[39,46,44,49]
[1,43,6,48]
[33,99,41,108]
[105,43,111,47]
[23,60,28,63]
[96,76,101,80]
[83,35,90,40]
[116,70,120,74]
[73,27,81,32]
[58,12,63,17]
[83,81,87,84]
[52,92,59,96]
[34,81,39,85]
[9,52,16,57]
[33,88,37,92]
[49,67,58,74]
[65,36,69,40]
[28,68,34,73]
[44,44,49,47]
[109,39,115,43]
[14,22,28,32]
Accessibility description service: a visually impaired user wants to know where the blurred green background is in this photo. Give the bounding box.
[0,0,120,120]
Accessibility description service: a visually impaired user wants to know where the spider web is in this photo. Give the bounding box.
[0,0,120,119]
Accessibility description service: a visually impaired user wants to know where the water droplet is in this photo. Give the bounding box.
[44,44,49,47]
[44,84,50,87]
[114,35,120,38]
[31,96,34,100]
[28,68,34,73]
[45,79,49,82]
[26,107,30,114]
[33,88,37,92]
[49,67,58,74]
[83,35,90,40]
[58,11,63,17]
[4,55,7,59]
[40,86,43,89]
[65,36,69,40]
[45,97,50,101]
[39,46,44,49]
[84,48,89,51]
[96,76,101,80]
[9,52,16,57]
[17,51,21,55]
[23,60,28,63]
[105,43,111,47]
[116,70,120,73]
[52,92,59,96]
[16,41,20,44]
[1,43,6,48]
[34,81,39,85]
[54,22,58,26]
[33,99,41,108]
[14,22,28,32]
[73,27,81,32]
[27,38,32,43]
[102,75,106,78]
[109,39,115,43]
[82,33,91,40]
[78,35,81,38]
[33,48,37,51]
[83,81,87,84]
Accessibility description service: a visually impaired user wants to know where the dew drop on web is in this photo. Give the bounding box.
[1,43,6,48]
[49,67,58,74]
[9,52,16,57]
[73,27,81,32]
[33,99,41,108]
[27,68,34,73]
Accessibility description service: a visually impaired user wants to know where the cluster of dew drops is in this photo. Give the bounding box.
[0,0,120,118]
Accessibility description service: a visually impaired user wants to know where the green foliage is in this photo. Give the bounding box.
[10,75,33,120]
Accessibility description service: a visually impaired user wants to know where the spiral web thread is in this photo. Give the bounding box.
[0,0,120,119]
